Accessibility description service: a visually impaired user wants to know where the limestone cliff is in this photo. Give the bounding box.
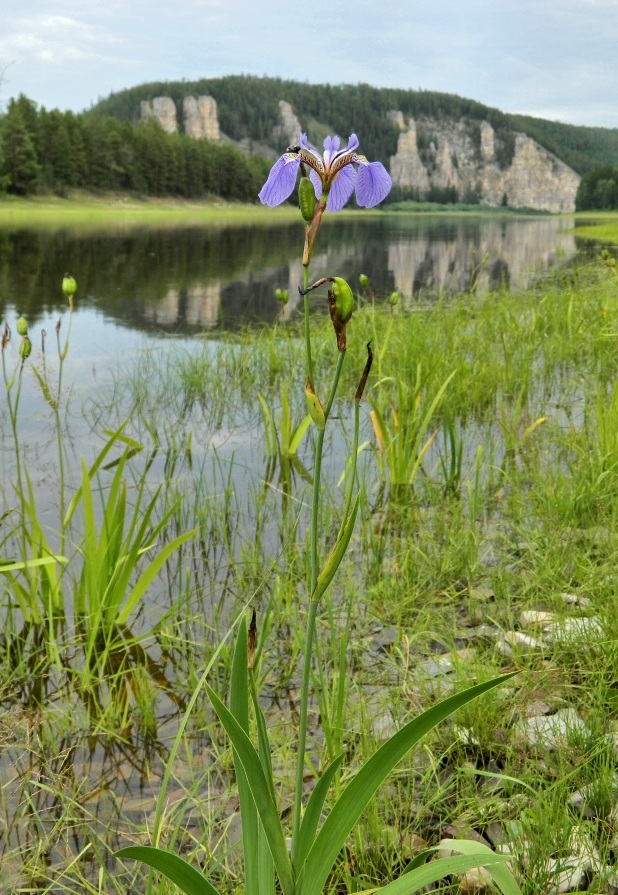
[390,116,580,213]
[140,97,178,134]
[183,96,220,141]
[272,100,303,148]
[140,95,220,141]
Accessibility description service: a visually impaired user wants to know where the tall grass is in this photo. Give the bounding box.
[2,251,618,891]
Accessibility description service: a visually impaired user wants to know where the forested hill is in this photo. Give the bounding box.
[93,75,618,175]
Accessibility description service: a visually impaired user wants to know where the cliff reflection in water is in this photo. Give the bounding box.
[0,214,577,335]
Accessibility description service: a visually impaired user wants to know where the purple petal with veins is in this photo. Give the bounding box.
[258,155,301,206]
[322,135,341,168]
[327,165,356,212]
[355,161,392,208]
[309,169,322,200]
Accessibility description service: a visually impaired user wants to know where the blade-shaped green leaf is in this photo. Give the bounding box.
[115,845,220,895]
[0,555,68,573]
[368,852,512,895]
[250,677,277,895]
[289,414,312,456]
[295,755,344,872]
[434,839,522,895]
[206,685,294,895]
[297,672,517,895]
[63,422,137,529]
[116,528,196,626]
[230,619,261,895]
[313,493,360,603]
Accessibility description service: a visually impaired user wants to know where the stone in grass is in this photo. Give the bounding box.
[371,711,399,742]
[458,865,495,893]
[513,708,592,751]
[520,610,555,629]
[545,856,589,895]
[418,648,477,679]
[569,774,618,817]
[495,630,544,658]
[560,592,592,610]
[543,616,603,646]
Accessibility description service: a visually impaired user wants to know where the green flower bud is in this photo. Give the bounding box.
[62,274,77,297]
[389,291,399,306]
[331,277,354,324]
[298,176,317,224]
[359,273,369,289]
[304,379,326,430]
[20,336,32,359]
[16,316,28,336]
[275,288,289,304]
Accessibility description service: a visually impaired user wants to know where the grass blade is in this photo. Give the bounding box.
[115,846,220,895]
[297,673,517,895]
[295,755,344,872]
[433,839,522,895]
[369,853,512,895]
[206,684,295,895]
[230,618,261,895]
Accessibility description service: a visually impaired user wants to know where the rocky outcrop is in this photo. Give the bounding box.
[272,100,302,148]
[390,116,580,213]
[183,96,220,141]
[140,95,220,141]
[140,97,178,134]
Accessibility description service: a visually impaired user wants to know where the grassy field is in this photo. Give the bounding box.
[2,237,618,893]
[0,192,302,230]
[570,211,618,244]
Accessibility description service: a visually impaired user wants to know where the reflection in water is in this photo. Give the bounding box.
[0,214,578,337]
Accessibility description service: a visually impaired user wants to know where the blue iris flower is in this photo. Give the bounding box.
[259,133,392,212]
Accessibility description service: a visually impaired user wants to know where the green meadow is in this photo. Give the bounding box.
[1,208,618,894]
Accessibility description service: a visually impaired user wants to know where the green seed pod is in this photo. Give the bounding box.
[20,336,32,359]
[331,277,354,324]
[62,274,77,297]
[389,291,399,306]
[298,176,317,224]
[16,316,28,336]
[304,379,326,430]
[359,273,369,289]
[275,288,289,304]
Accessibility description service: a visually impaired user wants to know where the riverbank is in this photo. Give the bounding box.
[0,192,303,229]
[0,191,590,231]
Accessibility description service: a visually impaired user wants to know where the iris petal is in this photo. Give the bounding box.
[326,164,356,212]
[309,169,323,200]
[258,155,301,207]
[322,135,341,168]
[299,133,323,169]
[355,161,392,208]
[343,134,360,154]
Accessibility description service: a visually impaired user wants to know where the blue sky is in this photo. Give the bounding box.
[1,0,617,128]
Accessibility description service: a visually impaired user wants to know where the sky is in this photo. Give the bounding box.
[1,0,618,129]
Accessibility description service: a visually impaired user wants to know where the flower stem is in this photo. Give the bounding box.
[302,265,314,385]
[291,348,345,867]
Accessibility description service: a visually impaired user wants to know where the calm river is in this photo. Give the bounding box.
[0,211,582,501]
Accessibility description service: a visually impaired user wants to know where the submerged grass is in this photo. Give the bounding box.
[2,252,618,891]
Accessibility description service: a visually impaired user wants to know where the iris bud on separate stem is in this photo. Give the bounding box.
[328,277,354,352]
[305,378,326,429]
[20,336,32,359]
[62,274,77,297]
[16,316,28,336]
